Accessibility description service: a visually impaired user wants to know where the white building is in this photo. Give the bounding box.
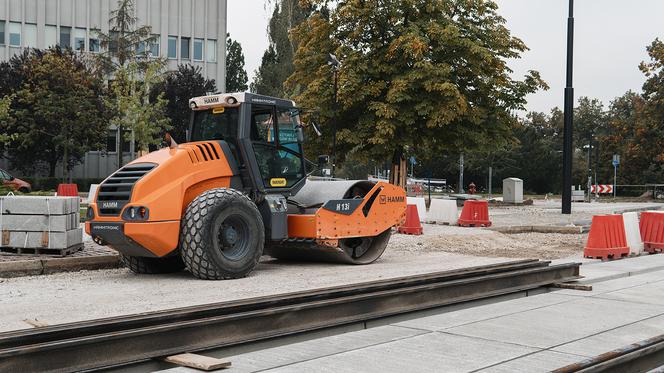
[0,0,228,180]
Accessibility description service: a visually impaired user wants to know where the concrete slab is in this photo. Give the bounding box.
[595,280,664,306]
[260,332,538,373]
[213,326,426,373]
[554,314,664,357]
[395,292,576,332]
[554,269,664,298]
[477,350,588,373]
[3,229,83,249]
[445,297,664,349]
[0,196,79,215]
[0,214,78,232]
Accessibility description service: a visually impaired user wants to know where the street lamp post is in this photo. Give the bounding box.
[327,53,340,178]
[562,0,575,214]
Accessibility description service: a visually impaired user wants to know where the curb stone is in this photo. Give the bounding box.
[0,255,120,278]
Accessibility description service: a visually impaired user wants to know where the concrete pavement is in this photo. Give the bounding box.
[154,254,664,372]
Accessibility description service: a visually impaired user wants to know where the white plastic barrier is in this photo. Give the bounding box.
[87,184,100,204]
[406,197,427,222]
[623,212,643,256]
[427,199,458,225]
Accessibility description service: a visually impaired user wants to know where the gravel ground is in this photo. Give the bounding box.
[0,247,510,333]
[390,224,587,260]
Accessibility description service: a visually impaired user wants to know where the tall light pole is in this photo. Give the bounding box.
[562,0,575,214]
[327,53,340,178]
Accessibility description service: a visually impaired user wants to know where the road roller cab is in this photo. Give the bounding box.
[86,92,407,279]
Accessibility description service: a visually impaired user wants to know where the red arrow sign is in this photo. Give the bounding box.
[591,185,613,194]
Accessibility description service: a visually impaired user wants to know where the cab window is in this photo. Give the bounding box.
[250,105,305,189]
[190,107,239,142]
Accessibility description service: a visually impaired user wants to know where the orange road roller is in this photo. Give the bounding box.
[86,93,407,279]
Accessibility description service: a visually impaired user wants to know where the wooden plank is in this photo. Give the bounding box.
[164,353,231,371]
[550,282,593,291]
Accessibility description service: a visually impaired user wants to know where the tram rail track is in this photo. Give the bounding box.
[0,259,580,372]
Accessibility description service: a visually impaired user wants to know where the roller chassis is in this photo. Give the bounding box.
[86,92,407,279]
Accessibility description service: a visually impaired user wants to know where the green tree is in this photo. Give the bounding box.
[226,34,249,92]
[638,38,664,179]
[152,65,216,143]
[97,0,160,166]
[252,0,311,97]
[289,0,547,173]
[95,0,156,71]
[1,48,108,179]
[110,61,171,153]
[0,95,12,146]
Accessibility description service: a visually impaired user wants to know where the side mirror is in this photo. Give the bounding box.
[310,120,322,137]
[9,176,15,181]
[296,126,305,144]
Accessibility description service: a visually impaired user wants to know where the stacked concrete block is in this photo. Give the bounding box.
[0,196,82,255]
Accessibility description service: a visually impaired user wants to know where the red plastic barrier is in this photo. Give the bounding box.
[584,214,630,260]
[640,212,664,253]
[458,200,491,227]
[56,183,79,197]
[398,204,423,235]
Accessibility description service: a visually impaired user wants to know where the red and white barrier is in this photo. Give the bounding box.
[591,184,613,194]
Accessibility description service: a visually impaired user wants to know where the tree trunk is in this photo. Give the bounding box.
[389,148,407,189]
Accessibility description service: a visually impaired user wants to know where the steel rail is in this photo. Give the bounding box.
[553,333,664,373]
[0,260,580,372]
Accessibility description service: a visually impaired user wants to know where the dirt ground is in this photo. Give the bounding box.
[391,226,587,260]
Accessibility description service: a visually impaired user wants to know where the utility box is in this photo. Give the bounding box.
[503,178,523,204]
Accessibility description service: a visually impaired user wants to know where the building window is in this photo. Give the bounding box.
[0,21,5,45]
[180,37,190,60]
[45,25,57,47]
[74,28,86,52]
[150,35,160,57]
[167,36,177,59]
[9,22,21,46]
[60,26,71,49]
[106,130,117,152]
[206,39,217,62]
[24,24,37,48]
[89,30,100,52]
[193,38,203,61]
[136,41,146,55]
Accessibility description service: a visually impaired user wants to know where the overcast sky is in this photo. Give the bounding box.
[228,0,664,113]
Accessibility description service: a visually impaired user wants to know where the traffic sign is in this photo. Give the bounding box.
[591,184,614,194]
[612,154,620,167]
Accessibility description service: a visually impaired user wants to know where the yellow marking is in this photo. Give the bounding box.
[212,107,225,114]
[270,178,287,187]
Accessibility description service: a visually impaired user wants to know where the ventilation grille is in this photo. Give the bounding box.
[97,163,156,216]
[183,142,221,164]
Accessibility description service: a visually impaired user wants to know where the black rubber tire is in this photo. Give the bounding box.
[180,188,265,280]
[18,187,30,194]
[120,254,185,274]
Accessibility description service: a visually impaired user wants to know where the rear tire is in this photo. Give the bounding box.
[180,188,265,280]
[120,254,185,274]
[18,187,30,194]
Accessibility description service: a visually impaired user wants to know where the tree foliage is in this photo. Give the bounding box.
[152,64,216,143]
[289,0,547,165]
[252,0,311,97]
[0,48,109,178]
[226,34,249,92]
[109,61,171,153]
[95,0,157,72]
